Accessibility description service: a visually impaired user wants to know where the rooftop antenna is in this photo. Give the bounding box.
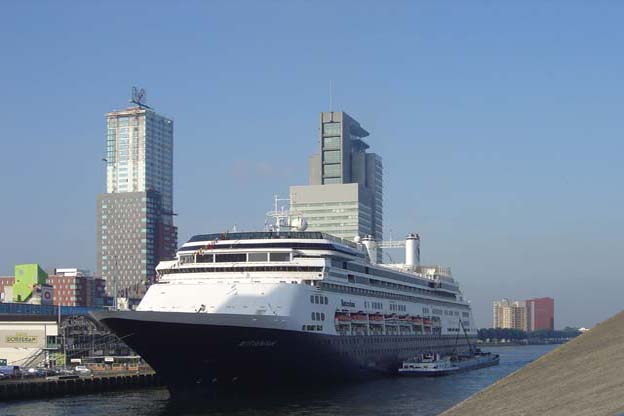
[329,80,333,112]
[130,86,151,109]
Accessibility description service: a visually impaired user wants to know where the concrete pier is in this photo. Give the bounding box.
[442,311,624,416]
[0,372,162,401]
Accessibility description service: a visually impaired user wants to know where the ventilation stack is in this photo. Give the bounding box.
[362,235,378,264]
[405,233,420,267]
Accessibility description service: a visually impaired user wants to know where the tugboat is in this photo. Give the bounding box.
[398,353,460,376]
[398,319,500,376]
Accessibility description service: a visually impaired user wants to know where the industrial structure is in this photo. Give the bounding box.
[96,90,177,303]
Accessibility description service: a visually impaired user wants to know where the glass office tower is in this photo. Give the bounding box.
[291,111,383,257]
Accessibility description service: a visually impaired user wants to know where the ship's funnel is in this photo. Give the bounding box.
[405,233,420,267]
[362,235,378,264]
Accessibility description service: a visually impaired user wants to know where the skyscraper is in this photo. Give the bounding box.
[96,98,177,300]
[290,112,383,257]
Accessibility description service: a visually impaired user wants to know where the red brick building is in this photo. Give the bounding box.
[526,297,555,331]
[0,269,105,307]
[48,269,106,307]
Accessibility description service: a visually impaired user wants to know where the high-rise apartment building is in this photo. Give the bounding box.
[96,99,177,299]
[493,297,555,331]
[493,299,527,330]
[290,112,383,258]
[526,297,555,331]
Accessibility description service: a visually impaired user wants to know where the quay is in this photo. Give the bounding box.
[0,371,161,401]
[442,310,624,416]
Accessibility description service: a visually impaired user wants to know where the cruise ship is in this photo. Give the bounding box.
[93,212,475,394]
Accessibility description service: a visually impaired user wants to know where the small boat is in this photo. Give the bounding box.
[399,317,500,377]
[398,353,459,376]
[398,351,500,377]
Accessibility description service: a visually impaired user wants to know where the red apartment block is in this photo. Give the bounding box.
[526,297,555,331]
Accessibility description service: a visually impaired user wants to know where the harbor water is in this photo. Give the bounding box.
[0,345,555,416]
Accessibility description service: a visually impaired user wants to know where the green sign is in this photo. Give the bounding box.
[0,359,6,366]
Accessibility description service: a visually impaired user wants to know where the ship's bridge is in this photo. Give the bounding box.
[186,231,358,248]
[179,232,365,259]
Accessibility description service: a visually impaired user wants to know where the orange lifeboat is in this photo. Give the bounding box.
[384,313,398,323]
[351,311,368,322]
[369,313,384,322]
[335,312,351,322]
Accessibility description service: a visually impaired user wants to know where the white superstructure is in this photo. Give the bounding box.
[139,230,475,337]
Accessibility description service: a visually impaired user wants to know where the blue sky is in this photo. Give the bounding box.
[0,1,622,328]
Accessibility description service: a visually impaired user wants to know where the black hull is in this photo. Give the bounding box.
[92,310,471,395]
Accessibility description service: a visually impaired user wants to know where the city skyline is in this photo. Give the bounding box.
[1,2,623,329]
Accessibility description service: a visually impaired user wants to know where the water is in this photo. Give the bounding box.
[0,345,555,416]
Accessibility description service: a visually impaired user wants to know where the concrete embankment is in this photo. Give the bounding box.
[441,311,624,416]
[0,372,162,401]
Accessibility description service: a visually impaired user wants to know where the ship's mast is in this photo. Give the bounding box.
[266,195,308,233]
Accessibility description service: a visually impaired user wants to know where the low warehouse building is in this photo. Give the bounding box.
[0,317,59,367]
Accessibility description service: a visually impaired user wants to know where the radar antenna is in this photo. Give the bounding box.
[130,86,151,109]
[266,195,308,232]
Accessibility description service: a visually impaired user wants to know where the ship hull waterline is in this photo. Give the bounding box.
[91,310,472,395]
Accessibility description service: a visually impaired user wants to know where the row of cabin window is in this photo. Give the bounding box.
[311,312,326,321]
[333,336,447,345]
[180,252,291,264]
[160,266,323,275]
[332,259,436,288]
[310,295,328,305]
[320,282,463,312]
[363,301,383,310]
[302,325,323,331]
[389,304,407,312]
[343,273,455,299]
